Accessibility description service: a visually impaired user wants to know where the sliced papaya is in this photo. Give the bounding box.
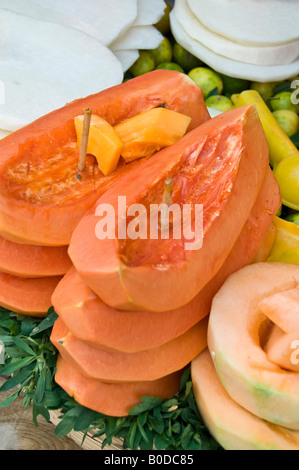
[208,262,299,431]
[50,316,208,382]
[0,272,62,317]
[68,105,270,312]
[55,354,183,417]
[0,235,72,277]
[251,221,277,264]
[0,70,209,246]
[191,349,299,450]
[265,326,299,373]
[52,168,280,352]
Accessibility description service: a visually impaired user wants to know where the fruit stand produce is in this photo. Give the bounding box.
[0,0,299,452]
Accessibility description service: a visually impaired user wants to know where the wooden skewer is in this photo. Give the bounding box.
[77,108,92,173]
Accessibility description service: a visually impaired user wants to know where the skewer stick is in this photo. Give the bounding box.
[77,108,92,173]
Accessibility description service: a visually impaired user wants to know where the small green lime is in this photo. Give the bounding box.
[285,213,299,226]
[270,91,299,113]
[150,37,172,66]
[272,110,299,137]
[220,74,250,95]
[129,51,155,77]
[205,95,233,112]
[250,81,278,102]
[155,1,171,35]
[173,43,202,72]
[156,62,184,73]
[188,67,223,99]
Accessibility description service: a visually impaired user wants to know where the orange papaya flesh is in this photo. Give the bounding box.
[251,221,277,264]
[50,316,208,383]
[52,167,280,353]
[0,272,62,317]
[191,349,299,450]
[265,326,299,373]
[69,105,270,312]
[0,70,209,247]
[113,108,192,162]
[55,354,183,417]
[0,235,72,278]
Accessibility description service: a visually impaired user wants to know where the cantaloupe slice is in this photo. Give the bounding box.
[0,272,62,317]
[258,287,299,333]
[0,235,72,278]
[55,354,183,417]
[52,167,280,352]
[208,262,299,431]
[265,326,299,373]
[50,316,208,383]
[113,108,192,162]
[191,349,299,450]
[69,105,269,312]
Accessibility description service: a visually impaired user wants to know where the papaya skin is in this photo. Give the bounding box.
[52,168,280,352]
[0,272,62,317]
[69,105,270,312]
[0,70,209,246]
[0,235,72,278]
[50,316,208,383]
[55,354,183,417]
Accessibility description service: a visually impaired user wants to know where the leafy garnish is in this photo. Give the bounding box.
[0,308,220,450]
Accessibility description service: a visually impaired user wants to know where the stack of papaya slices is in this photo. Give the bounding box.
[0,70,208,318]
[50,105,281,417]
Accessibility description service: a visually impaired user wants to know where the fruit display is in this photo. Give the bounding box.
[0,0,299,452]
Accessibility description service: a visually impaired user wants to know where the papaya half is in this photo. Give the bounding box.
[55,354,183,417]
[0,70,209,246]
[0,235,72,277]
[50,316,208,383]
[68,104,270,312]
[208,262,299,431]
[51,167,280,352]
[0,272,62,317]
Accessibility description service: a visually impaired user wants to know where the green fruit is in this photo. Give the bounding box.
[205,95,233,112]
[272,110,299,137]
[156,62,184,73]
[188,67,223,99]
[154,1,171,35]
[285,213,299,226]
[220,74,250,95]
[270,91,299,114]
[173,43,202,72]
[129,51,155,77]
[250,81,278,102]
[150,37,172,66]
[274,155,299,210]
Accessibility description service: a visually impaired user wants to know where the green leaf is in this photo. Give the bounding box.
[35,371,46,403]
[73,408,99,432]
[0,356,35,375]
[0,391,19,408]
[54,416,76,437]
[30,311,58,336]
[13,337,36,356]
[129,396,164,416]
[0,368,33,392]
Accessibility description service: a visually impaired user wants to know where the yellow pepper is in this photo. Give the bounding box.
[267,216,299,265]
[233,90,299,210]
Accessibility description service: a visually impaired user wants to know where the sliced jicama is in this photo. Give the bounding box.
[170,12,299,82]
[113,50,140,72]
[110,25,163,51]
[174,0,299,67]
[0,0,138,47]
[187,0,299,47]
[0,9,123,130]
[134,0,166,26]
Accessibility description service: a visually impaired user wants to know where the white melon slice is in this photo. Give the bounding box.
[175,0,299,67]
[0,9,123,131]
[0,0,138,46]
[134,0,166,26]
[187,0,299,47]
[110,25,163,51]
[113,50,140,72]
[170,12,299,82]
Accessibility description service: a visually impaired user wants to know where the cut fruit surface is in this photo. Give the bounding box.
[52,167,280,352]
[208,262,299,431]
[258,287,299,333]
[265,326,299,373]
[0,272,62,317]
[50,316,208,382]
[191,349,299,450]
[69,105,269,312]
[0,235,71,278]
[0,70,209,246]
[55,354,182,417]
